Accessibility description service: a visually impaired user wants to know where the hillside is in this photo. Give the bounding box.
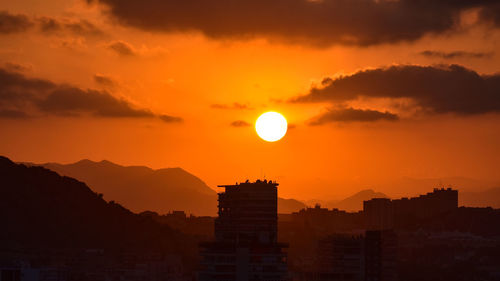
[331,189,387,211]
[306,189,388,211]
[0,156,194,254]
[39,159,305,215]
[40,159,218,216]
[461,187,500,208]
[278,197,306,213]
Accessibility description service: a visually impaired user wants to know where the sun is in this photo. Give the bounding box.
[255,112,288,142]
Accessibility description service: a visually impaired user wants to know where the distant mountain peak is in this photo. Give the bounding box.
[324,188,388,212]
[38,159,218,216]
[74,159,95,165]
[354,188,387,197]
[0,155,186,252]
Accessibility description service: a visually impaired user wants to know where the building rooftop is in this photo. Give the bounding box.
[217,179,279,188]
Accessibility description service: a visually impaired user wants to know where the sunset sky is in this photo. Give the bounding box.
[1,0,500,200]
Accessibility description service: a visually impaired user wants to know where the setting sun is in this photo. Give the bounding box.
[255,112,288,142]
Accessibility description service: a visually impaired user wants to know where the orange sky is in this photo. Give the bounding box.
[1,0,500,200]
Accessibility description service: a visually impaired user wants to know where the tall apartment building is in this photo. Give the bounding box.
[363,188,458,229]
[363,199,394,231]
[199,180,288,281]
[392,188,458,219]
[364,230,397,281]
[318,235,365,281]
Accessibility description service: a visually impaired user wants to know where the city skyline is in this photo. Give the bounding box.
[1,155,500,280]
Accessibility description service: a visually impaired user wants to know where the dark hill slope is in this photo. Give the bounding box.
[40,160,217,216]
[0,156,193,253]
[39,159,305,215]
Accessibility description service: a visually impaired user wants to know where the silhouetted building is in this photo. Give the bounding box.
[363,188,458,230]
[363,199,394,231]
[316,235,365,281]
[291,205,364,233]
[392,188,458,219]
[199,180,288,281]
[364,230,397,281]
[295,232,396,281]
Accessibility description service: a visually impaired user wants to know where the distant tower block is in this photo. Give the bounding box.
[363,198,394,231]
[199,180,289,281]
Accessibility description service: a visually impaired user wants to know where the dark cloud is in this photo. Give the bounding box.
[4,62,33,73]
[159,114,183,123]
[308,107,398,125]
[293,64,500,115]
[36,87,154,117]
[88,0,499,46]
[0,68,54,108]
[38,17,59,33]
[38,17,106,37]
[93,74,117,88]
[211,102,251,110]
[0,68,179,121]
[0,11,105,37]
[479,2,500,27]
[64,19,106,37]
[419,50,493,59]
[107,40,136,56]
[230,120,251,127]
[0,10,33,34]
[0,109,29,118]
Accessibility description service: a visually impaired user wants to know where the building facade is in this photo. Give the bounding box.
[199,180,288,281]
[363,199,394,231]
[364,230,397,281]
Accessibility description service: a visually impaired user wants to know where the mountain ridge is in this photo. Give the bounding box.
[36,159,218,215]
[0,155,194,253]
[33,159,307,215]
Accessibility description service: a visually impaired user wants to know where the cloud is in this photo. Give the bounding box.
[55,37,88,51]
[93,74,117,88]
[0,10,33,34]
[0,11,105,38]
[0,109,29,118]
[479,2,500,27]
[211,102,252,110]
[88,0,500,46]
[107,40,136,56]
[4,62,33,72]
[37,17,106,38]
[159,114,183,123]
[36,87,154,117]
[419,50,493,59]
[230,120,251,127]
[308,107,398,125]
[293,64,500,115]
[105,40,168,57]
[0,67,179,121]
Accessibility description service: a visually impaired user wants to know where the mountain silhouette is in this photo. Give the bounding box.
[278,197,306,213]
[0,156,194,253]
[332,189,387,211]
[307,189,388,211]
[461,187,500,208]
[37,159,305,215]
[38,159,218,216]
